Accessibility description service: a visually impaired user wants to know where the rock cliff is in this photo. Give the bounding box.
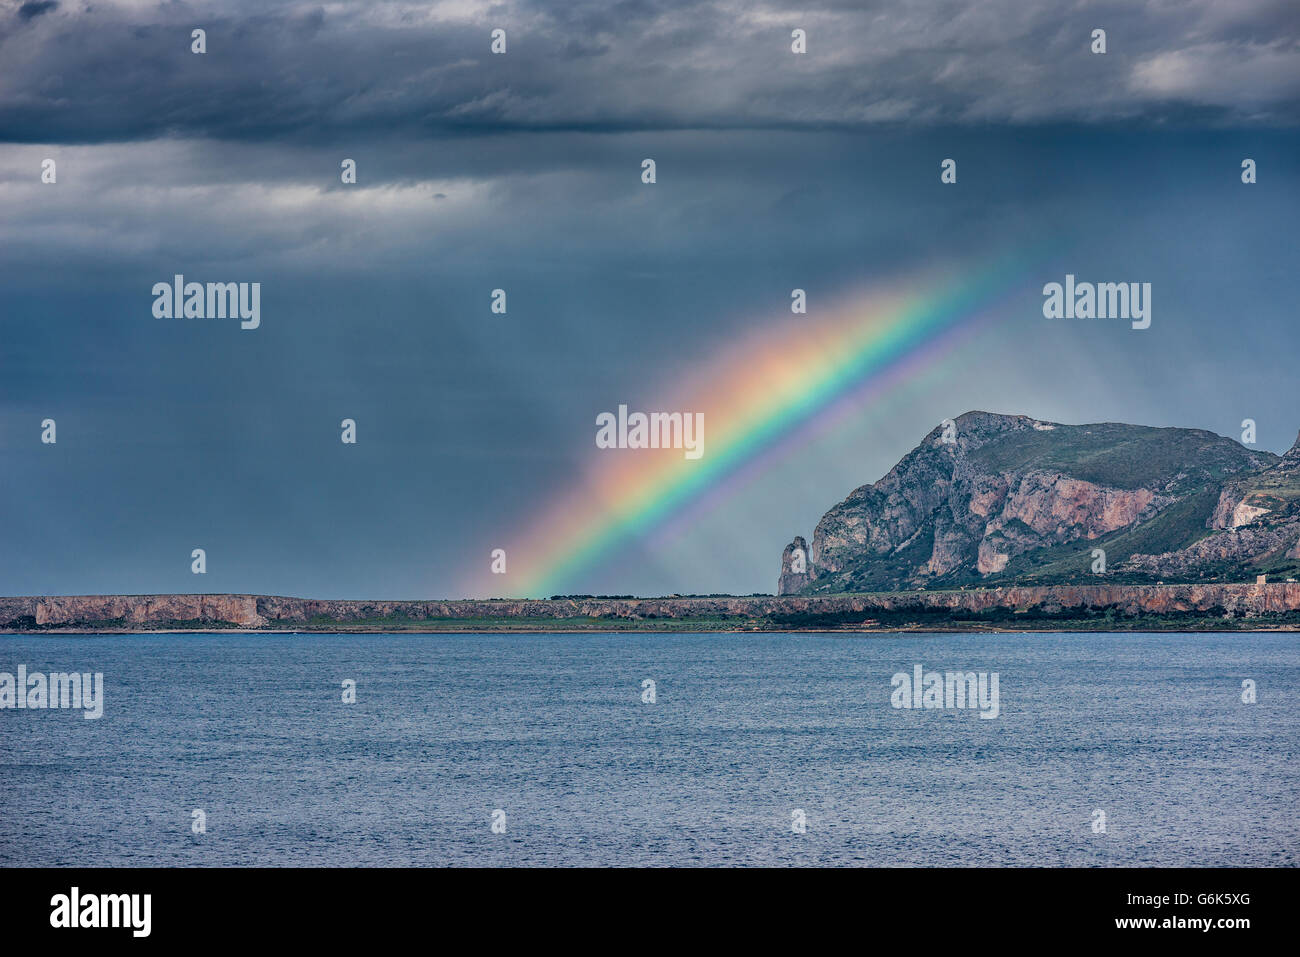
[778,536,812,595]
[779,412,1299,594]
[3,583,1299,631]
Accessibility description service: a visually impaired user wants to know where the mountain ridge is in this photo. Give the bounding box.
[780,411,1300,594]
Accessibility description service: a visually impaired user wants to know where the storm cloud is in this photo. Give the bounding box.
[2,0,1298,146]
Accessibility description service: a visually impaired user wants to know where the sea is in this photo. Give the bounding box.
[1,631,1296,866]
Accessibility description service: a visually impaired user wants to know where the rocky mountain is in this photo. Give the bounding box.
[780,411,1300,594]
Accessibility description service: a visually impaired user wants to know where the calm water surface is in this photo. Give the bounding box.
[1,632,1296,866]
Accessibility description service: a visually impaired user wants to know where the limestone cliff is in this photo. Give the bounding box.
[3,583,1300,631]
[777,536,813,595]
[783,411,1297,594]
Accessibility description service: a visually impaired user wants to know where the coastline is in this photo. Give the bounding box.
[4,583,1299,634]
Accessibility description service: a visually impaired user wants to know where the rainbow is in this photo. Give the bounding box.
[489,255,1037,597]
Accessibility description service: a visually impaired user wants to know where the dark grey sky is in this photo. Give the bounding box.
[1,1,1297,598]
